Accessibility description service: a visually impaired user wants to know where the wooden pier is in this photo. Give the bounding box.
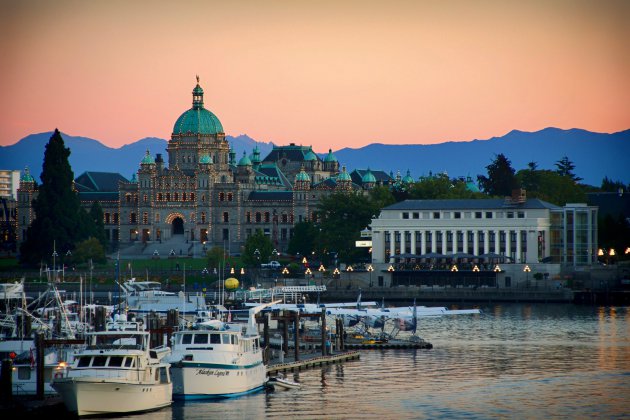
[267,351,360,374]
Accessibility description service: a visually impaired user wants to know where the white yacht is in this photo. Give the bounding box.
[121,279,207,316]
[51,315,172,417]
[166,302,277,399]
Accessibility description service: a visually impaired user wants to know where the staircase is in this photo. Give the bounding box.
[115,234,202,259]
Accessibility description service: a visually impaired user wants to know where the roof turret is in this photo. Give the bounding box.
[304,147,317,161]
[295,167,311,182]
[199,154,213,164]
[172,76,224,136]
[141,149,155,164]
[21,166,35,183]
[337,166,352,182]
[362,168,376,184]
[238,151,252,166]
[402,169,414,184]
[324,148,337,162]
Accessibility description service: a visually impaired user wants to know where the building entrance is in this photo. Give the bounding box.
[172,217,184,235]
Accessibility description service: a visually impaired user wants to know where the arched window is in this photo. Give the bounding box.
[227,193,233,202]
[282,213,288,223]
[255,212,261,223]
[201,194,205,202]
[155,213,160,223]
[174,192,179,201]
[264,212,270,223]
[219,192,225,201]
[143,194,148,203]
[223,212,229,223]
[134,195,138,203]
[143,212,148,224]
[190,193,195,201]
[113,213,119,224]
[201,212,206,223]
[246,212,251,223]
[104,213,110,224]
[125,193,132,203]
[182,192,187,201]
[166,193,171,201]
[157,193,163,201]
[130,213,137,224]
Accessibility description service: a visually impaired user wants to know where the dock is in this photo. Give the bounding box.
[267,351,360,374]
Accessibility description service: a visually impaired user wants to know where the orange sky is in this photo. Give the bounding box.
[0,0,628,152]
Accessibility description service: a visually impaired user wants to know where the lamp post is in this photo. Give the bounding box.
[281,267,289,286]
[523,264,531,288]
[52,243,58,282]
[367,265,374,287]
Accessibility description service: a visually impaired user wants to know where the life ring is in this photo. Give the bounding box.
[54,372,63,379]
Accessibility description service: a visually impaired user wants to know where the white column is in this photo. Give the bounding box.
[494,230,501,254]
[505,230,511,260]
[400,230,406,255]
[473,230,479,256]
[410,230,417,255]
[421,231,427,255]
[431,230,437,253]
[441,230,447,255]
[463,230,469,254]
[389,231,395,263]
[516,230,522,263]
[452,230,458,254]
[483,229,490,254]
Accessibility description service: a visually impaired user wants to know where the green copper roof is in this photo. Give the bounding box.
[362,168,376,183]
[21,166,35,182]
[238,151,252,166]
[295,168,311,182]
[304,147,317,161]
[324,148,337,162]
[402,170,414,184]
[199,154,212,164]
[141,150,155,164]
[173,79,224,136]
[337,166,351,182]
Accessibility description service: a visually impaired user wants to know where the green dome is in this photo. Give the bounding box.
[238,151,252,166]
[402,170,414,184]
[362,168,376,184]
[173,107,224,135]
[199,154,212,164]
[295,169,311,182]
[21,167,35,182]
[304,147,317,161]
[173,78,224,136]
[141,150,155,164]
[337,166,351,182]
[324,149,337,162]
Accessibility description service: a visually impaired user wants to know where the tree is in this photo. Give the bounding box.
[600,176,627,193]
[206,246,229,273]
[72,237,106,264]
[287,221,320,258]
[317,192,378,264]
[408,174,486,199]
[19,130,96,265]
[555,156,583,182]
[515,169,586,205]
[242,229,273,267]
[477,153,518,197]
[368,185,397,208]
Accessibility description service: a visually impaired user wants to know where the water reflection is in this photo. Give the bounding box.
[120,304,629,419]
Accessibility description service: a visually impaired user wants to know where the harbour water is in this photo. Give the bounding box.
[104,304,630,418]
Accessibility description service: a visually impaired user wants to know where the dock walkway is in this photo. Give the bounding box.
[266,351,360,374]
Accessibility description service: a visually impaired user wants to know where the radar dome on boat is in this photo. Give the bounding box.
[224,277,239,290]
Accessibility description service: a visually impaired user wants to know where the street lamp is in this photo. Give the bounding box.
[451,264,458,272]
[387,265,395,272]
[523,264,531,288]
[472,265,480,272]
[367,264,374,287]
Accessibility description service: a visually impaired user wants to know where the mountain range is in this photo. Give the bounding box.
[1,127,628,186]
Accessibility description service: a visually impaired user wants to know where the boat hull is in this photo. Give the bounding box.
[171,361,266,399]
[52,378,172,416]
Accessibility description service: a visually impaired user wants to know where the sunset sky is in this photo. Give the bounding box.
[0,0,628,152]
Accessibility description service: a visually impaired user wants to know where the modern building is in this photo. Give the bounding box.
[16,78,387,257]
[0,170,20,199]
[369,190,598,286]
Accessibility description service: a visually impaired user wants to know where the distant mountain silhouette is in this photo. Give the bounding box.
[1,127,627,186]
[331,127,629,186]
[0,132,274,181]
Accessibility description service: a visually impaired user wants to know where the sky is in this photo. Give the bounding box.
[0,0,628,152]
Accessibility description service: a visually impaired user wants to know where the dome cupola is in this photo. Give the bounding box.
[324,148,337,162]
[238,151,252,167]
[172,76,224,136]
[304,147,317,161]
[362,168,377,184]
[20,166,35,183]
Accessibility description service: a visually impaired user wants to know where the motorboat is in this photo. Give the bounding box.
[51,315,172,417]
[267,373,301,390]
[11,345,79,396]
[121,278,207,316]
[166,301,279,399]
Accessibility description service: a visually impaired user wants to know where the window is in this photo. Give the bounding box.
[219,192,225,201]
[166,193,171,201]
[182,334,193,344]
[194,334,209,344]
[143,194,148,203]
[182,192,187,201]
[255,212,261,223]
[485,212,493,219]
[210,334,221,344]
[125,193,132,203]
[223,212,229,223]
[412,212,419,219]
[155,213,160,223]
[174,192,179,201]
[201,212,206,223]
[78,357,92,367]
[130,213,137,224]
[475,211,482,219]
[108,356,124,367]
[227,193,233,202]
[454,212,461,219]
[104,213,110,224]
[507,212,514,219]
[517,211,525,218]
[282,213,288,223]
[190,193,195,201]
[157,193,163,201]
[143,212,148,224]
[433,212,440,219]
[124,358,133,367]
[402,212,409,219]
[222,335,230,345]
[92,356,107,367]
[264,212,270,223]
[246,212,251,223]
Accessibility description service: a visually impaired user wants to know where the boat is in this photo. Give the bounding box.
[166,301,279,399]
[51,315,172,417]
[11,344,79,396]
[267,373,301,390]
[121,278,208,316]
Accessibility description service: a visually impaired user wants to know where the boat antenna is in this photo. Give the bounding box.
[116,251,121,315]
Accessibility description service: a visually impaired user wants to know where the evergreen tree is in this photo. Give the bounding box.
[19,130,95,265]
[555,156,583,182]
[477,153,518,196]
[600,176,627,192]
[242,229,274,267]
[287,221,320,258]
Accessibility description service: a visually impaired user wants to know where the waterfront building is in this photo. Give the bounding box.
[16,78,385,256]
[0,170,20,200]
